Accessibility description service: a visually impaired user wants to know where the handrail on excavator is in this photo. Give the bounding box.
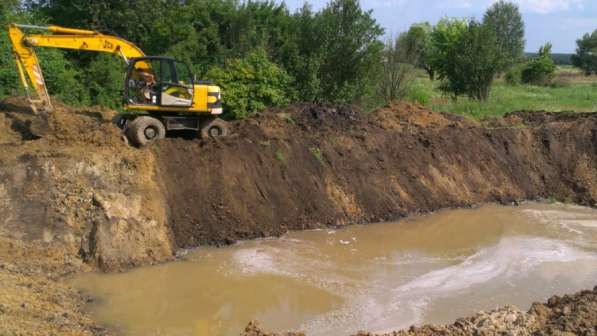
[14,24,97,35]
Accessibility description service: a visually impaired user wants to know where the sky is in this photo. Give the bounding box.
[281,0,597,53]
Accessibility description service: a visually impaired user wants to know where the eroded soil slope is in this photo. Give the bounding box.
[155,102,597,247]
[0,98,174,334]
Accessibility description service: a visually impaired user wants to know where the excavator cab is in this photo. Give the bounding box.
[125,57,194,107]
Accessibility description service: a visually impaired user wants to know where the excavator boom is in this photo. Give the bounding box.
[8,24,145,113]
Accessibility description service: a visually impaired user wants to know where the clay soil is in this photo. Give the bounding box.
[1,97,596,335]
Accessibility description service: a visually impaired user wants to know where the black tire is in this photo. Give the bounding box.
[126,116,166,146]
[200,118,229,139]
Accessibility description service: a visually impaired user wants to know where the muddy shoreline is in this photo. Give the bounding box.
[0,97,596,335]
[241,286,597,335]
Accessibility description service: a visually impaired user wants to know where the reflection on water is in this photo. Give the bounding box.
[71,203,597,336]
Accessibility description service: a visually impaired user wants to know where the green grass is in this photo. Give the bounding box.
[309,147,324,164]
[407,68,597,119]
[275,150,285,163]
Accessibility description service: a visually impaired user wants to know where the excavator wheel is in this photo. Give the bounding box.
[126,116,165,147]
[200,118,229,139]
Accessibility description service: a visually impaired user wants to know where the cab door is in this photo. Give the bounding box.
[125,58,193,108]
[157,60,194,107]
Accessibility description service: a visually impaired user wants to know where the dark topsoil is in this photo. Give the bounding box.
[154,102,597,248]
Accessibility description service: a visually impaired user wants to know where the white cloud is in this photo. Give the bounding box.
[491,0,584,14]
[366,0,408,8]
[437,0,474,9]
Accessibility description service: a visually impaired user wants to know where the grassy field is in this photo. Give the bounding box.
[408,67,597,119]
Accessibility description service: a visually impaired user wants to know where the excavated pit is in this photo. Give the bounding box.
[0,97,596,335]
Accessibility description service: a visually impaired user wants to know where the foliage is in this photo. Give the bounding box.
[314,0,384,103]
[538,42,552,57]
[0,1,23,98]
[402,22,433,79]
[377,34,418,104]
[429,17,468,83]
[434,20,501,100]
[521,43,556,85]
[83,54,126,108]
[483,0,525,70]
[571,29,597,75]
[405,79,432,105]
[37,49,90,105]
[206,49,295,119]
[0,30,20,98]
[0,2,89,105]
[275,150,285,163]
[309,147,324,163]
[505,63,524,85]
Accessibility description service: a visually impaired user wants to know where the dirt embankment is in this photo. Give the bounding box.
[0,98,173,335]
[0,97,596,335]
[155,102,597,248]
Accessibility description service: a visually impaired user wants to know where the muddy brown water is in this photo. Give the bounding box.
[71,203,597,336]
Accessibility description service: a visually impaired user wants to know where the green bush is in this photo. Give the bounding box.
[406,84,431,105]
[571,29,597,75]
[207,49,296,119]
[521,56,556,85]
[505,64,524,85]
[435,20,501,101]
[83,54,126,109]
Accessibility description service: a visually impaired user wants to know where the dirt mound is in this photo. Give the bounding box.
[155,102,597,248]
[0,97,122,147]
[369,101,469,130]
[241,287,597,336]
[530,286,597,334]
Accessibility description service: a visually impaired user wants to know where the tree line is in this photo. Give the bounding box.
[1,0,596,118]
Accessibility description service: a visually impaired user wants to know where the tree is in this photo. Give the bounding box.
[378,34,418,104]
[522,43,556,85]
[83,54,126,108]
[206,49,296,119]
[571,30,597,75]
[315,0,384,103]
[429,17,468,85]
[0,0,21,98]
[435,20,501,100]
[403,22,434,79]
[483,0,525,70]
[1,1,88,104]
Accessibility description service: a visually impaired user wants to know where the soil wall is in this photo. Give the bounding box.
[0,98,174,272]
[155,103,597,248]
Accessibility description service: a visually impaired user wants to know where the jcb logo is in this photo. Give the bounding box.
[103,40,114,50]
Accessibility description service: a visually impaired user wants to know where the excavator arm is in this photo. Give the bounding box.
[8,24,146,113]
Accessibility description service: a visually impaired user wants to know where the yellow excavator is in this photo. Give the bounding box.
[8,23,228,145]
